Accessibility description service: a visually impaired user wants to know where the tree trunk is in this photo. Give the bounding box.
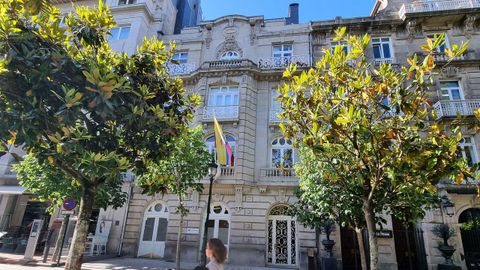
[363,201,378,270]
[355,227,368,270]
[175,197,184,270]
[51,215,68,262]
[64,186,95,270]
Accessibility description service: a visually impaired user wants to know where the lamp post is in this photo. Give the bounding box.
[200,155,218,266]
[442,197,455,217]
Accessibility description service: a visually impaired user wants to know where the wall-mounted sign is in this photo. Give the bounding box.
[375,230,393,238]
[185,228,199,234]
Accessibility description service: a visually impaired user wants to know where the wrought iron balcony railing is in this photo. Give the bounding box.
[433,99,480,119]
[373,58,395,65]
[399,0,480,18]
[166,63,196,76]
[257,55,310,69]
[202,106,239,121]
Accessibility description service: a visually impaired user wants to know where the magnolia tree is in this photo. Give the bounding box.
[279,28,471,270]
[0,1,200,269]
[137,126,211,270]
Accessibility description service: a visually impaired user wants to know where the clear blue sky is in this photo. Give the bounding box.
[201,0,378,22]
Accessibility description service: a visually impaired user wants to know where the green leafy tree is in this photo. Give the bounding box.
[137,126,210,270]
[0,1,199,269]
[278,27,471,270]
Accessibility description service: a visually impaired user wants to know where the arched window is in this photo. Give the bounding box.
[271,138,293,168]
[206,135,236,166]
[138,201,169,258]
[220,51,240,60]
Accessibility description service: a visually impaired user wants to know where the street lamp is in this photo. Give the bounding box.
[200,155,218,266]
[442,197,455,217]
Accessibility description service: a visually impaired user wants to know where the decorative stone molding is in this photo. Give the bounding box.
[213,193,224,202]
[277,188,287,203]
[258,186,267,193]
[191,191,200,211]
[440,66,460,77]
[464,15,477,38]
[204,23,213,49]
[406,19,418,41]
[234,185,243,211]
[312,33,326,46]
[215,27,243,59]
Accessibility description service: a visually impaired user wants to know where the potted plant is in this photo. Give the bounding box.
[432,223,457,267]
[321,219,336,257]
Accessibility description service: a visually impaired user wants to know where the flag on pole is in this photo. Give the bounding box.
[213,117,234,166]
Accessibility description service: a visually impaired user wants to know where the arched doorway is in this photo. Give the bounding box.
[459,208,480,270]
[267,205,297,266]
[137,201,169,258]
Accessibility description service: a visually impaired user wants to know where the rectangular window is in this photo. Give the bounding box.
[372,37,392,59]
[427,34,449,53]
[172,52,189,64]
[108,26,130,41]
[208,86,239,107]
[458,136,478,166]
[330,41,350,54]
[440,81,463,100]
[118,0,136,5]
[273,44,293,59]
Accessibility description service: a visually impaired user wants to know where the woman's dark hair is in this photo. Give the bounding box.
[207,238,227,263]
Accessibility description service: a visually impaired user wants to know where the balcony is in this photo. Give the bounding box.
[201,59,256,70]
[399,0,480,18]
[433,99,480,119]
[167,63,196,76]
[258,55,310,70]
[220,166,235,177]
[269,109,283,124]
[202,106,239,121]
[259,168,297,184]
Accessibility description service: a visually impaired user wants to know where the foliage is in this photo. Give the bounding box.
[432,223,456,246]
[14,154,126,213]
[0,0,199,269]
[461,217,480,230]
[278,27,470,269]
[137,126,211,215]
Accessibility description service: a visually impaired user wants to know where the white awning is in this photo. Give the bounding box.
[0,186,27,194]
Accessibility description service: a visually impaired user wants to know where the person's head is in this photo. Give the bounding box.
[205,238,227,263]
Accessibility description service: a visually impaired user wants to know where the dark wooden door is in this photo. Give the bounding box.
[392,218,427,270]
[460,228,480,270]
[340,227,362,270]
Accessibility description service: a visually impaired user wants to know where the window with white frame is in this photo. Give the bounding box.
[118,0,136,5]
[458,136,478,167]
[372,37,393,60]
[172,52,188,64]
[206,135,236,166]
[271,138,294,168]
[273,44,293,59]
[440,81,463,100]
[108,26,130,41]
[208,86,239,108]
[220,51,240,60]
[205,203,231,253]
[330,41,350,54]
[427,34,449,53]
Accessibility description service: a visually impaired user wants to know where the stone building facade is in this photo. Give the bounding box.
[1,0,480,269]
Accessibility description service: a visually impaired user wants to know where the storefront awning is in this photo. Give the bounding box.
[0,186,27,194]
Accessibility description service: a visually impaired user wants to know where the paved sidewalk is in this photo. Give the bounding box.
[0,256,282,270]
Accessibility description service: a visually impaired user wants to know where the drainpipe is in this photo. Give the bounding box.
[118,173,134,256]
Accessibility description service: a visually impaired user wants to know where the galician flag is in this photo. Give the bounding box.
[213,116,234,166]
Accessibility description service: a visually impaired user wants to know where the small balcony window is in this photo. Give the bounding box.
[220,51,240,60]
[206,135,236,166]
[271,138,294,169]
[440,81,463,100]
[427,34,449,53]
[458,136,478,167]
[372,37,393,61]
[172,52,189,64]
[108,26,130,41]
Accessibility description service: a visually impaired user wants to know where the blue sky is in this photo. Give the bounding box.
[201,0,378,22]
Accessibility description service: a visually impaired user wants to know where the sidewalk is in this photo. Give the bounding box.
[0,255,283,270]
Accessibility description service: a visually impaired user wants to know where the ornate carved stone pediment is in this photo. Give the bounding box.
[464,15,477,38]
[216,26,243,59]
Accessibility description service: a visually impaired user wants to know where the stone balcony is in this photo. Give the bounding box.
[399,0,480,18]
[257,55,310,70]
[433,99,480,119]
[201,59,256,70]
[166,63,196,76]
[259,168,298,185]
[202,106,239,121]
